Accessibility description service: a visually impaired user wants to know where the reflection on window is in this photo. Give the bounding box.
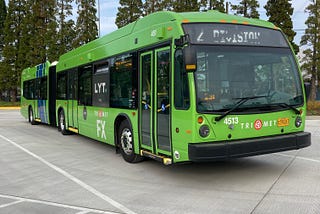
[57,72,67,100]
[23,79,35,100]
[157,50,170,114]
[174,49,190,109]
[110,53,137,109]
[79,66,92,106]
[23,77,47,100]
[195,46,303,112]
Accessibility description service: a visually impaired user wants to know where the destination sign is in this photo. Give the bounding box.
[183,23,288,47]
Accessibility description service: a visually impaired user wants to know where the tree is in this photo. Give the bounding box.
[116,0,143,28]
[56,0,75,59]
[300,0,320,101]
[173,0,201,12]
[73,0,98,48]
[1,0,29,101]
[28,0,58,64]
[201,0,225,13]
[17,0,33,71]
[264,0,298,53]
[232,0,259,18]
[144,0,172,15]
[0,0,6,62]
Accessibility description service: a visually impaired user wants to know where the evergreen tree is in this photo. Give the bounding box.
[264,0,298,53]
[1,0,29,101]
[173,0,200,12]
[300,1,320,101]
[201,0,225,13]
[56,0,75,59]
[28,0,57,64]
[232,0,259,18]
[144,0,172,15]
[17,0,33,70]
[116,0,143,28]
[74,0,98,48]
[0,0,6,62]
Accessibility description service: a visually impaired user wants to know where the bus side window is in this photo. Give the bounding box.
[23,80,30,99]
[110,53,136,109]
[57,71,67,100]
[79,66,93,106]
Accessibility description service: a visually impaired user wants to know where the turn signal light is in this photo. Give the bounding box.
[197,116,204,124]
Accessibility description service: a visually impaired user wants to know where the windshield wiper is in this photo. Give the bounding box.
[270,103,300,115]
[215,95,268,122]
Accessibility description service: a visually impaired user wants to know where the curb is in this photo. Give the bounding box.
[0,107,21,110]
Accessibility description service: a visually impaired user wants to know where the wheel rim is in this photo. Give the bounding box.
[59,113,65,131]
[29,109,33,122]
[120,128,133,155]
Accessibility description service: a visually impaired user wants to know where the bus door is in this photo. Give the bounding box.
[67,69,78,129]
[139,47,171,155]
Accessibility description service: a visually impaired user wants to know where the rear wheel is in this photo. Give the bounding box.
[29,107,36,125]
[58,110,70,135]
[118,120,143,163]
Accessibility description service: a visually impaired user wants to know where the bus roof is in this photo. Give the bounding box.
[21,61,51,81]
[57,10,277,71]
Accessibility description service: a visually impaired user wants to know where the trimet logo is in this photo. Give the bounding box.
[240,119,277,130]
[254,119,263,130]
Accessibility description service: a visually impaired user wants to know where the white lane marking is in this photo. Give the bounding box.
[276,153,320,163]
[0,199,24,208]
[75,211,90,214]
[0,194,117,213]
[0,134,136,214]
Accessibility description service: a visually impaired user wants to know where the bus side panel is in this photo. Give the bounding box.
[37,99,49,124]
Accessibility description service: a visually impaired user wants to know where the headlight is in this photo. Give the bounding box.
[199,125,210,138]
[295,116,302,128]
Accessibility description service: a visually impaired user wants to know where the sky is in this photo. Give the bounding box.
[100,0,310,45]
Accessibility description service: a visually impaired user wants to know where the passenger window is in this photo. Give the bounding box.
[57,71,67,100]
[79,66,92,106]
[110,53,137,109]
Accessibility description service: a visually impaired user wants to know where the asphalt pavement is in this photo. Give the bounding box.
[0,109,319,214]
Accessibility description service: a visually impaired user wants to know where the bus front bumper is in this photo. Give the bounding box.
[188,132,311,162]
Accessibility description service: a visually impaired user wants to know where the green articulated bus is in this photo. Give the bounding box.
[21,10,311,164]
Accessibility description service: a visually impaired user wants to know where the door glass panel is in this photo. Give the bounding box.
[141,54,152,146]
[156,49,171,151]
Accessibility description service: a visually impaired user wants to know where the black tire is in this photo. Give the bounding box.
[29,107,37,125]
[58,110,70,135]
[118,120,143,163]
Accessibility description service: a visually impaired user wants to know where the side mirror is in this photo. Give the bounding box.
[183,46,197,72]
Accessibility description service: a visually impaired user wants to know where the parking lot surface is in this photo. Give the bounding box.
[0,110,319,214]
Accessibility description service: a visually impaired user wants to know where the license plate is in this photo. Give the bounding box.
[277,118,289,127]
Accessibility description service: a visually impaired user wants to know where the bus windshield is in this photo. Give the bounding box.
[194,46,303,113]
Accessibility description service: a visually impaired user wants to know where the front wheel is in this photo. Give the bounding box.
[58,110,70,135]
[118,120,143,163]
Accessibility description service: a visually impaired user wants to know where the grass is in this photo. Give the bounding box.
[0,101,20,107]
